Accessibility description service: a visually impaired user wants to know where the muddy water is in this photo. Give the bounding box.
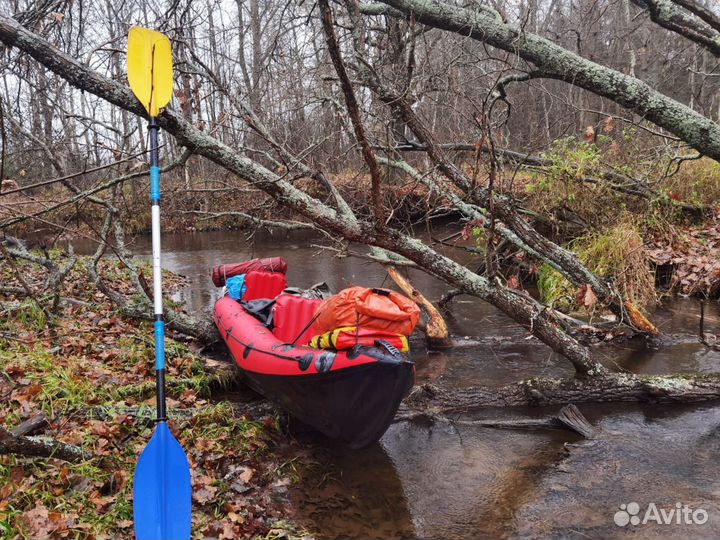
[110,229,720,539]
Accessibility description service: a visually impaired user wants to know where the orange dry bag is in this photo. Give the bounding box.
[314,286,420,336]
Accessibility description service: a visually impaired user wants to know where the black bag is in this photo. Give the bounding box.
[240,298,276,328]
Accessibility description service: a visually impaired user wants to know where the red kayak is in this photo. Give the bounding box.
[212,260,415,448]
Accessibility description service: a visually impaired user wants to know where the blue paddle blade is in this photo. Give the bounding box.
[134,422,192,540]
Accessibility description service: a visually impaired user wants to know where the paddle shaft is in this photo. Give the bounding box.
[149,117,167,422]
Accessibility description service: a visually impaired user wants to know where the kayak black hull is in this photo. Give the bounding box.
[240,360,414,448]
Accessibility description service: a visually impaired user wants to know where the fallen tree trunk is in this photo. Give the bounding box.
[445,404,596,438]
[398,372,720,414]
[188,349,720,412]
[385,265,452,348]
[119,297,220,345]
[85,398,276,427]
[90,351,718,439]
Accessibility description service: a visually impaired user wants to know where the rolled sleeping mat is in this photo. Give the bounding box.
[211,257,288,286]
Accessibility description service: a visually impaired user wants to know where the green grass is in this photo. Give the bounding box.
[13,300,47,332]
[0,248,305,539]
[538,221,657,312]
[537,263,574,311]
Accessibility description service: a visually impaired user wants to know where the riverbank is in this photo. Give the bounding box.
[0,252,308,539]
[0,171,440,238]
[3,232,720,539]
[5,157,719,312]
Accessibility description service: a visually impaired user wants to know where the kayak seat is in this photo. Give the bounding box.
[243,271,288,302]
[272,294,323,345]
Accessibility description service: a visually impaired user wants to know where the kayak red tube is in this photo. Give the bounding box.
[213,286,415,448]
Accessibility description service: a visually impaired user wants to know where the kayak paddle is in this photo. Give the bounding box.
[127,26,192,540]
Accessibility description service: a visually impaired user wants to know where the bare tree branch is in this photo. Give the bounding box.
[367,0,720,161]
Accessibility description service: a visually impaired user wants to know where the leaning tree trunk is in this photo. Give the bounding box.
[366,0,720,162]
[336,4,657,334]
[0,16,604,374]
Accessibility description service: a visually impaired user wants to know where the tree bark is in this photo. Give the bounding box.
[0,426,91,463]
[422,404,597,438]
[668,0,720,32]
[385,265,451,347]
[633,0,720,57]
[11,412,49,437]
[119,298,221,345]
[398,372,720,415]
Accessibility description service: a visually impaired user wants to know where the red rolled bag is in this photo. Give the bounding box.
[211,257,288,286]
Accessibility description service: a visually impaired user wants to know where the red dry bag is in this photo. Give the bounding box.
[211,257,287,286]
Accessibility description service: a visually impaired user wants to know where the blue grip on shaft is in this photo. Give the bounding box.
[150,166,161,202]
[154,320,166,370]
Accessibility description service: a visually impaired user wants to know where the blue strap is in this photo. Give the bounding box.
[150,166,161,202]
[154,320,166,370]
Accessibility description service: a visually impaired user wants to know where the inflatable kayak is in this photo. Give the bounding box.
[212,260,415,448]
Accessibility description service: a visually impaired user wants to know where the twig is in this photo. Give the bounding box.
[0,147,152,196]
[449,404,596,438]
[0,149,189,230]
[0,425,91,463]
[438,288,464,309]
[173,210,317,231]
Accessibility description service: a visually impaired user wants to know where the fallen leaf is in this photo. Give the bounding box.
[228,511,245,524]
[90,494,116,513]
[219,520,239,540]
[575,284,598,308]
[603,116,615,133]
[506,275,522,290]
[193,475,217,504]
[21,502,51,538]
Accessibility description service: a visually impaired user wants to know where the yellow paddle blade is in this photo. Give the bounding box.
[127,26,173,117]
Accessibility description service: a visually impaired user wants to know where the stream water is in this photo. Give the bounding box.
[82,228,720,539]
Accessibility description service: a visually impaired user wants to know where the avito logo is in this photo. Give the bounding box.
[614,502,708,527]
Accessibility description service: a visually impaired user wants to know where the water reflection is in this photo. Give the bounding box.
[380,421,573,539]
